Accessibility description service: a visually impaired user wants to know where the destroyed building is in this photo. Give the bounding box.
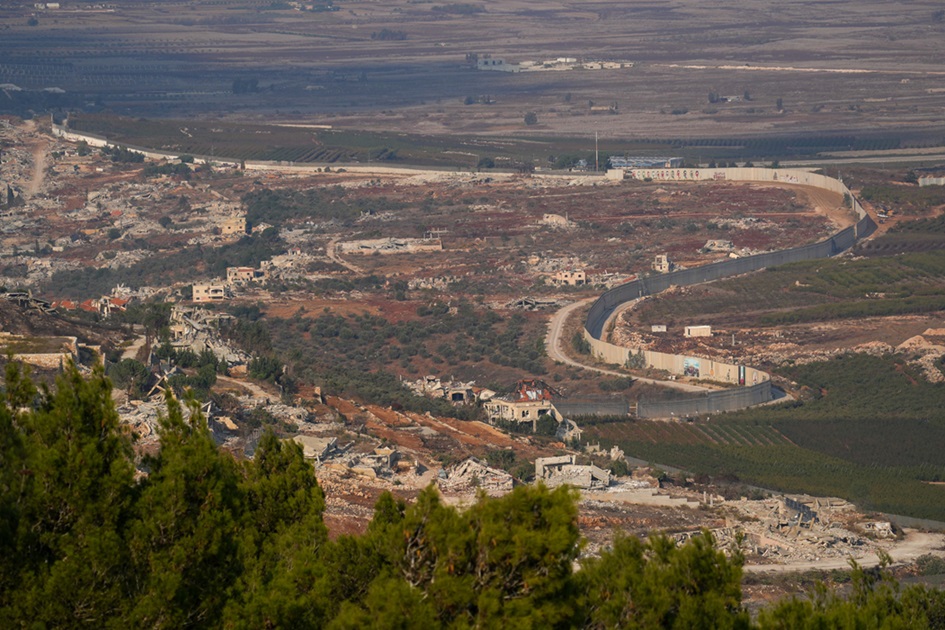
[404,375,493,404]
[220,216,247,237]
[653,254,672,273]
[703,239,735,252]
[226,266,266,285]
[484,379,562,429]
[338,237,442,255]
[552,269,586,286]
[293,435,340,463]
[168,306,248,366]
[535,455,611,489]
[193,283,228,303]
[438,457,514,495]
[325,447,401,479]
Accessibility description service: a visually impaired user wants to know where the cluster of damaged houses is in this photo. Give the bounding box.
[193,242,311,303]
[288,436,615,492]
[407,376,575,432]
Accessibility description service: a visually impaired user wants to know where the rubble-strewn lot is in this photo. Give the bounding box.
[0,118,834,306]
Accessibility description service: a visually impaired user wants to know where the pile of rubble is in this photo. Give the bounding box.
[690,494,889,564]
[169,306,249,367]
[438,457,514,495]
[535,455,611,490]
[897,330,945,383]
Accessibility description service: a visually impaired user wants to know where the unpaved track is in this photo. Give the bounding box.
[547,177,859,387]
[20,119,49,197]
[327,236,364,274]
[216,374,276,400]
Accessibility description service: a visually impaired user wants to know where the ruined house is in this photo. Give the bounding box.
[192,283,228,303]
[552,270,586,286]
[226,266,266,285]
[404,375,487,404]
[438,457,514,495]
[168,306,248,366]
[535,455,611,489]
[485,379,562,429]
[653,254,672,273]
[220,216,247,237]
[293,435,339,463]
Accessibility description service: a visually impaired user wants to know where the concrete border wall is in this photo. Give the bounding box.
[52,123,241,166]
[584,168,875,418]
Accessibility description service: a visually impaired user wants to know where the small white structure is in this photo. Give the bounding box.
[684,325,712,338]
[651,324,667,333]
[477,58,520,73]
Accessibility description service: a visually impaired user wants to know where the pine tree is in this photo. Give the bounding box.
[126,394,242,628]
[0,362,136,626]
[224,432,330,628]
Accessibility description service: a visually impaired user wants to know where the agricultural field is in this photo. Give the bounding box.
[2,0,945,154]
[584,355,945,521]
[634,249,945,325]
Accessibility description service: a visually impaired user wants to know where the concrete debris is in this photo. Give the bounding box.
[535,455,611,489]
[556,418,583,442]
[335,447,401,479]
[169,306,248,366]
[439,457,514,495]
[2,290,56,314]
[293,435,340,462]
[896,333,945,383]
[407,275,462,291]
[403,375,492,403]
[862,521,895,539]
[505,296,561,310]
[338,237,442,255]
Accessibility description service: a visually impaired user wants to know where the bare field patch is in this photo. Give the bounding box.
[2,0,945,142]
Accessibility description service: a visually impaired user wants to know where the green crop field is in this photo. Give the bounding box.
[584,354,945,521]
[633,248,945,327]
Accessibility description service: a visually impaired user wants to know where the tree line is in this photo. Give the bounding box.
[1,362,943,627]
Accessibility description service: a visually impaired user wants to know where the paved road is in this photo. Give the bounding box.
[545,298,710,393]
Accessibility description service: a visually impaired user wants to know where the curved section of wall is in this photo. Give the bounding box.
[584,168,875,418]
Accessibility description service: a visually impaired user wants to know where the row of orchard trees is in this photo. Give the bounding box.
[1,362,944,628]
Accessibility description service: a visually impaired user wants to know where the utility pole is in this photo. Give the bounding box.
[595,131,599,173]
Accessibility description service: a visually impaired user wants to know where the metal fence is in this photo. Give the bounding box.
[636,382,772,418]
[554,399,631,418]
